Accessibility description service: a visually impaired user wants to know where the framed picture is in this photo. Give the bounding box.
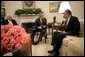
[22,1,36,9]
[1,8,5,17]
[49,2,61,12]
[1,1,5,7]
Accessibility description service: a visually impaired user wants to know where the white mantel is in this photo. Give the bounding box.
[15,15,39,26]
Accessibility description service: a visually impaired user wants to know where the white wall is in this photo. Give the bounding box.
[5,1,22,18]
[36,1,64,23]
[5,1,84,23]
[70,1,84,20]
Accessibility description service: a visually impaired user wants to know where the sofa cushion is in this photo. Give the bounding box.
[61,36,84,56]
[68,38,84,56]
[62,36,76,46]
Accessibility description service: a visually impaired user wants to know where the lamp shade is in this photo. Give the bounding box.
[59,1,71,13]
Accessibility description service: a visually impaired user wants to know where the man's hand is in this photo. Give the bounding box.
[38,26,42,29]
[42,25,46,28]
[62,31,68,34]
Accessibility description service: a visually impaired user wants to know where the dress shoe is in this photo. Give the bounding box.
[33,41,39,45]
[48,52,59,56]
[32,41,34,44]
[48,50,54,53]
[48,52,56,56]
[32,42,35,45]
[32,41,38,45]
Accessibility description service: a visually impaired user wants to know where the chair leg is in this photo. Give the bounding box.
[45,34,47,43]
[45,38,46,43]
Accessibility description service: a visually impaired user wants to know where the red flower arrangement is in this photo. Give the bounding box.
[1,24,30,52]
[15,43,22,50]
[7,44,14,50]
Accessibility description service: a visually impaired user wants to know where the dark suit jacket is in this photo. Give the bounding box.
[35,18,47,31]
[35,18,47,29]
[3,19,17,25]
[51,16,80,46]
[64,16,80,36]
[1,17,5,25]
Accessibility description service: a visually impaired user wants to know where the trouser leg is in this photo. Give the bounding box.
[52,32,66,56]
[38,31,43,41]
[31,30,36,43]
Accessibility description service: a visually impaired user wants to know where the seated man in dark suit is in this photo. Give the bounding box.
[31,12,47,45]
[48,9,80,56]
[3,15,17,26]
[1,16,5,25]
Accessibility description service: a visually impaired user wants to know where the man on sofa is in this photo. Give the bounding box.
[48,9,80,56]
[3,15,17,26]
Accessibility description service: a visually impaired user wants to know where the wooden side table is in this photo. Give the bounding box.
[51,25,64,38]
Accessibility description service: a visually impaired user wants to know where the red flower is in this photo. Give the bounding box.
[4,24,13,31]
[6,31,11,37]
[1,37,9,44]
[1,33,7,39]
[13,26,26,33]
[20,38,27,44]
[20,36,29,44]
[8,36,15,40]
[20,28,26,33]
[13,26,21,32]
[15,36,22,43]
[7,44,14,50]
[1,25,4,30]
[10,38,16,44]
[1,42,7,49]
[1,26,5,34]
[13,31,19,37]
[15,43,22,49]
[1,30,5,34]
[20,32,28,37]
[8,28,16,34]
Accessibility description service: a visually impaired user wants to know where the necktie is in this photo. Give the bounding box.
[65,20,68,28]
